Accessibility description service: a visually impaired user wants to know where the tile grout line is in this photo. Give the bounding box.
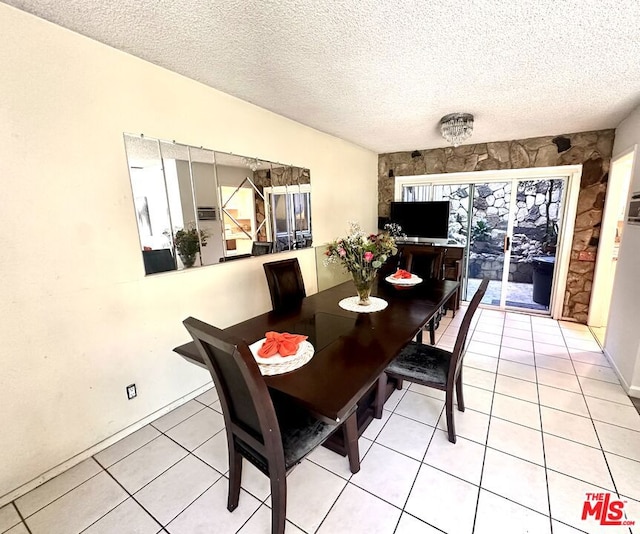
[313,411,396,534]
[10,501,33,534]
[390,311,450,534]
[470,308,504,534]
[15,470,105,523]
[531,316,556,534]
[92,414,227,532]
[84,456,165,534]
[556,326,633,534]
[374,311,460,534]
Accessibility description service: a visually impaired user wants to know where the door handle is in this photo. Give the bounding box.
[504,236,510,252]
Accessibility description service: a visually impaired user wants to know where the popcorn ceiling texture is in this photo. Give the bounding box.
[378,129,615,323]
[3,0,639,153]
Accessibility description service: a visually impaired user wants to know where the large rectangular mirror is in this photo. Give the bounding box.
[124,134,313,274]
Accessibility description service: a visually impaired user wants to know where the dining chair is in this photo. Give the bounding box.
[405,250,446,344]
[183,317,360,534]
[384,278,489,443]
[251,241,273,256]
[405,250,445,281]
[263,258,306,312]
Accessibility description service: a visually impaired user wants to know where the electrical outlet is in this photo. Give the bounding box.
[126,384,137,400]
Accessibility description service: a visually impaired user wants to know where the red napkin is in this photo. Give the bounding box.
[392,269,412,279]
[257,332,308,358]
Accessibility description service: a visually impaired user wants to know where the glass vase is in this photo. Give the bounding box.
[351,270,377,306]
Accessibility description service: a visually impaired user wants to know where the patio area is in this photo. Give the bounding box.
[466,278,548,312]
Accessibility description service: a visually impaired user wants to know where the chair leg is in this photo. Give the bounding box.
[456,373,465,412]
[270,472,287,534]
[452,290,458,318]
[445,391,457,444]
[374,374,386,419]
[429,319,436,345]
[343,411,361,474]
[227,447,243,511]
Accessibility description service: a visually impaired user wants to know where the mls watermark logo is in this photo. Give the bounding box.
[582,493,635,527]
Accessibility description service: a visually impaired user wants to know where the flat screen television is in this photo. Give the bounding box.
[390,201,450,245]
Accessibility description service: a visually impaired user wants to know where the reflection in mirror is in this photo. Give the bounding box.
[188,147,223,266]
[124,134,312,275]
[125,136,177,274]
[215,152,269,260]
[261,165,312,252]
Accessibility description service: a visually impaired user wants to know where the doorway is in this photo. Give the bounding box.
[589,147,637,345]
[395,166,581,316]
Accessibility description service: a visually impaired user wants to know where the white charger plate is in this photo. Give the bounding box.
[248,338,315,375]
[385,273,423,286]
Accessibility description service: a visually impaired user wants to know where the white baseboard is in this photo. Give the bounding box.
[0,382,213,508]
[602,348,640,398]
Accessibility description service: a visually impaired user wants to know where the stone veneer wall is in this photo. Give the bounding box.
[378,130,615,322]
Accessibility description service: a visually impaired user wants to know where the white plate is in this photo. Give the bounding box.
[249,338,314,364]
[385,273,423,286]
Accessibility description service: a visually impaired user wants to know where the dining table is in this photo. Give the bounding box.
[174,277,460,455]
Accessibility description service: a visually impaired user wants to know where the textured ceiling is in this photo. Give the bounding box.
[5,0,640,153]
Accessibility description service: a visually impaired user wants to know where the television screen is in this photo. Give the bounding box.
[390,201,450,241]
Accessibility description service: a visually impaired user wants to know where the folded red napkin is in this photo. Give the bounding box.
[257,332,308,358]
[392,269,412,279]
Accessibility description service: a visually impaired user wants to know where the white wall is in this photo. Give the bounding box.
[605,104,640,397]
[0,5,377,502]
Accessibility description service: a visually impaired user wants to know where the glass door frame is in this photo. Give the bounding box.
[394,165,583,319]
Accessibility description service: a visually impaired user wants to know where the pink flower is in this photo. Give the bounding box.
[338,247,346,257]
[364,251,374,262]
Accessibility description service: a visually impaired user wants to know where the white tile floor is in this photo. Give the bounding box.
[2,309,640,534]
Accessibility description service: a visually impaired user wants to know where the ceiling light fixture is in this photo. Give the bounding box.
[440,113,474,147]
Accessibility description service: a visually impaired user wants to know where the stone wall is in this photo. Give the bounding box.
[378,129,615,322]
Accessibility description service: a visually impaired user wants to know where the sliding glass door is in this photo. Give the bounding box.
[504,178,565,311]
[397,174,568,314]
[467,182,512,306]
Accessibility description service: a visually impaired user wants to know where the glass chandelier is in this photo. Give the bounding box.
[242,157,260,171]
[440,113,474,147]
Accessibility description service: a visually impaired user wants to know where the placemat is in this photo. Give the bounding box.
[338,296,388,313]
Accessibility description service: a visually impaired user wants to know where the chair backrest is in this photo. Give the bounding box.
[263,258,306,312]
[183,317,285,471]
[448,278,489,385]
[142,249,176,274]
[252,241,273,256]
[405,250,445,280]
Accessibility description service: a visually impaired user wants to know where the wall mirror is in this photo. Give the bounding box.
[124,134,312,274]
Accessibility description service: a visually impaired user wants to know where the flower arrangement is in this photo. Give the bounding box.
[325,222,398,305]
[172,223,208,268]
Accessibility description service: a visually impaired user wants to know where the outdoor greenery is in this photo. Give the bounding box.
[471,220,492,242]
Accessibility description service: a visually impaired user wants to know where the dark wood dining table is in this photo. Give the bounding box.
[174,277,459,454]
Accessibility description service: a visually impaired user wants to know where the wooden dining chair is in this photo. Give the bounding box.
[405,250,445,281]
[183,317,360,534]
[263,258,306,312]
[384,278,489,443]
[405,250,446,344]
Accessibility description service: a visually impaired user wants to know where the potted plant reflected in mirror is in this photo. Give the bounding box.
[173,224,208,268]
